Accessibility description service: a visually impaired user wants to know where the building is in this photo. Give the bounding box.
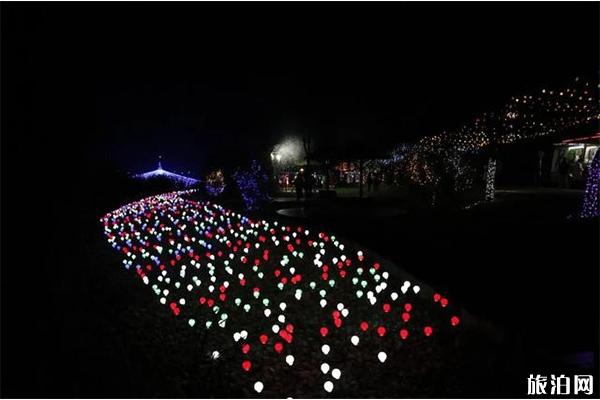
[134,161,199,187]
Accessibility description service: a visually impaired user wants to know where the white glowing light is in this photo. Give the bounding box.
[378,351,387,363]
[321,344,330,355]
[413,285,421,294]
[324,381,334,393]
[320,363,330,374]
[285,355,295,366]
[254,381,264,393]
[331,368,341,380]
[351,335,359,346]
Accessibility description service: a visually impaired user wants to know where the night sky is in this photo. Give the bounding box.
[3,2,599,177]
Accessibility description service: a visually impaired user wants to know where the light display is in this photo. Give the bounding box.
[484,158,496,202]
[205,169,226,197]
[232,160,270,211]
[101,190,462,397]
[135,161,199,187]
[405,78,600,200]
[581,151,600,218]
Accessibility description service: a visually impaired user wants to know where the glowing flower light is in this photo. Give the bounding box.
[100,190,462,397]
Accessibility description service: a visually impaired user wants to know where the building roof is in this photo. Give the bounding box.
[134,161,199,186]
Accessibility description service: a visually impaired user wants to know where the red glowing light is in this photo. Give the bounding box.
[360,321,369,331]
[285,323,294,333]
[377,326,387,337]
[320,327,329,337]
[424,326,433,336]
[242,343,251,354]
[383,303,391,313]
[399,329,409,340]
[274,342,284,353]
[450,316,460,326]
[433,293,441,302]
[334,318,342,328]
[242,360,252,371]
[402,312,411,322]
[259,334,268,344]
[404,303,412,312]
[440,298,449,308]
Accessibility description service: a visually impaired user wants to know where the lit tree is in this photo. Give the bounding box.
[581,150,599,218]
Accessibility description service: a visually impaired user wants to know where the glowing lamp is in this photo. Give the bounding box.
[274,342,284,353]
[424,326,433,336]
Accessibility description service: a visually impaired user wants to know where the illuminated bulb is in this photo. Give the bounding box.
[272,324,280,334]
[320,363,330,374]
[285,355,294,366]
[240,330,248,340]
[324,381,334,393]
[234,332,241,342]
[211,350,220,359]
[321,344,330,355]
[188,319,195,327]
[331,368,341,380]
[351,335,359,345]
[341,308,349,317]
[391,292,398,301]
[278,314,286,323]
[320,299,327,308]
[279,302,287,311]
[377,351,387,363]
[413,285,420,294]
[254,381,264,393]
[264,309,271,318]
[336,303,344,311]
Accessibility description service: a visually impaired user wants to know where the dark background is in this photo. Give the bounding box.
[2,2,599,397]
